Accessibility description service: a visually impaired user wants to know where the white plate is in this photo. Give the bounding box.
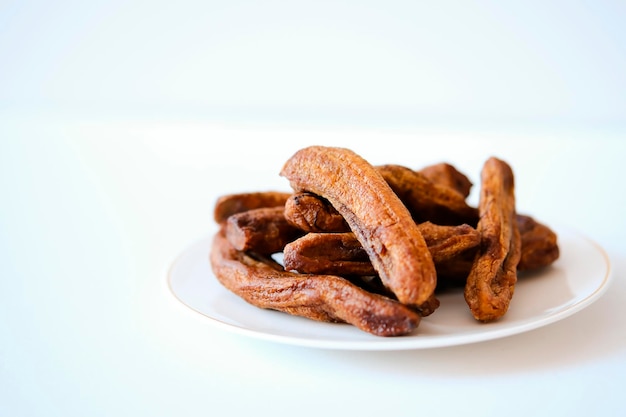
[167,226,612,351]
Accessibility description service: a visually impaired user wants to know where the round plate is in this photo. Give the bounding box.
[167,226,612,350]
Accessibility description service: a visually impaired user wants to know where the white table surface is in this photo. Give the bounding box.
[2,1,625,416]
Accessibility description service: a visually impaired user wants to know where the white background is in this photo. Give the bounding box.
[1,1,625,416]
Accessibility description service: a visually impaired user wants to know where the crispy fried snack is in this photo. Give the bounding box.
[284,166,478,232]
[420,215,560,286]
[464,157,522,322]
[284,192,350,232]
[210,149,559,335]
[214,191,292,223]
[283,232,374,275]
[517,214,560,271]
[376,164,479,226]
[210,228,421,337]
[225,206,304,255]
[419,222,481,263]
[418,162,474,198]
[280,146,437,307]
[283,223,480,276]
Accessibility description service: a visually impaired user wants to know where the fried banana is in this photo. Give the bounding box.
[283,223,480,275]
[516,214,560,271]
[210,228,421,337]
[214,191,292,223]
[284,192,350,232]
[418,222,481,263]
[376,164,478,226]
[284,166,478,232]
[280,146,437,307]
[464,157,522,322]
[419,215,560,286]
[418,162,474,198]
[225,206,304,255]
[283,232,374,276]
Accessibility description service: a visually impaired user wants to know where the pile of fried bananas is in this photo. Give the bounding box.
[210,146,560,337]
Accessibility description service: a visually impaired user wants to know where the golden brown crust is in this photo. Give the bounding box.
[210,228,421,336]
[225,206,304,255]
[464,157,522,322]
[283,232,374,276]
[280,146,437,307]
[376,164,479,226]
[284,192,350,232]
[516,214,560,271]
[418,222,481,263]
[418,162,474,198]
[213,191,292,224]
[419,216,560,286]
[283,165,478,231]
[283,223,480,276]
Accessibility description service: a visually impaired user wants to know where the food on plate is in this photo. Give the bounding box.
[209,145,560,336]
[516,214,560,271]
[284,192,350,233]
[418,162,474,198]
[282,222,480,276]
[225,206,303,255]
[280,146,437,308]
[283,232,375,276]
[283,165,479,229]
[283,190,558,273]
[464,157,522,322]
[210,228,421,337]
[213,191,292,223]
[377,164,478,226]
